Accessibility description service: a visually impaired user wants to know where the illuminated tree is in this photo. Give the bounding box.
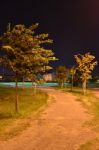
[75,52,97,94]
[56,66,68,87]
[0,23,57,112]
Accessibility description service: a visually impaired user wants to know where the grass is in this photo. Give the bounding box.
[77,138,99,150]
[60,86,99,150]
[71,88,99,120]
[0,87,48,139]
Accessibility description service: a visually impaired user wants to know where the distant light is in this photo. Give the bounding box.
[0,76,2,79]
[52,57,56,60]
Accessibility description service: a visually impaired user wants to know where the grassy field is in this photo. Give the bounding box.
[61,87,99,150]
[0,87,48,139]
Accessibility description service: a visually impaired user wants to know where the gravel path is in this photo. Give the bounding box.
[0,88,97,150]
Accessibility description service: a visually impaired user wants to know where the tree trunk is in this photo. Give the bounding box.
[22,76,25,88]
[32,81,33,87]
[71,75,73,91]
[33,82,37,89]
[31,79,34,87]
[15,78,19,113]
[33,82,37,94]
[61,82,64,88]
[82,79,87,95]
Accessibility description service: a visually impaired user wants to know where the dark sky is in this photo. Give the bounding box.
[0,0,99,73]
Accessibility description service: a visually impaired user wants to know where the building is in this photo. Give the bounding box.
[43,73,56,82]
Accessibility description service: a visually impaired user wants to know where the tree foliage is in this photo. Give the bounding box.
[56,66,68,87]
[0,23,57,112]
[75,52,97,94]
[0,24,56,78]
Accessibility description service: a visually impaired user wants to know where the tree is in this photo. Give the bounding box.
[70,66,76,91]
[56,66,68,87]
[75,52,97,94]
[0,23,57,112]
[72,69,82,87]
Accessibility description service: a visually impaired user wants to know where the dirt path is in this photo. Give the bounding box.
[0,88,97,150]
[90,88,99,98]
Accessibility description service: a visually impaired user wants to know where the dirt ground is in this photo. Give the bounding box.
[91,88,99,98]
[0,88,97,150]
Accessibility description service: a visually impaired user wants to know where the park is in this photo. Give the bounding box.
[0,22,99,150]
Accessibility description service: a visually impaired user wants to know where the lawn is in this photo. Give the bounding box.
[0,87,48,139]
[61,87,99,150]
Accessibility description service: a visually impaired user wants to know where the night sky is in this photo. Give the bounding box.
[0,0,99,73]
